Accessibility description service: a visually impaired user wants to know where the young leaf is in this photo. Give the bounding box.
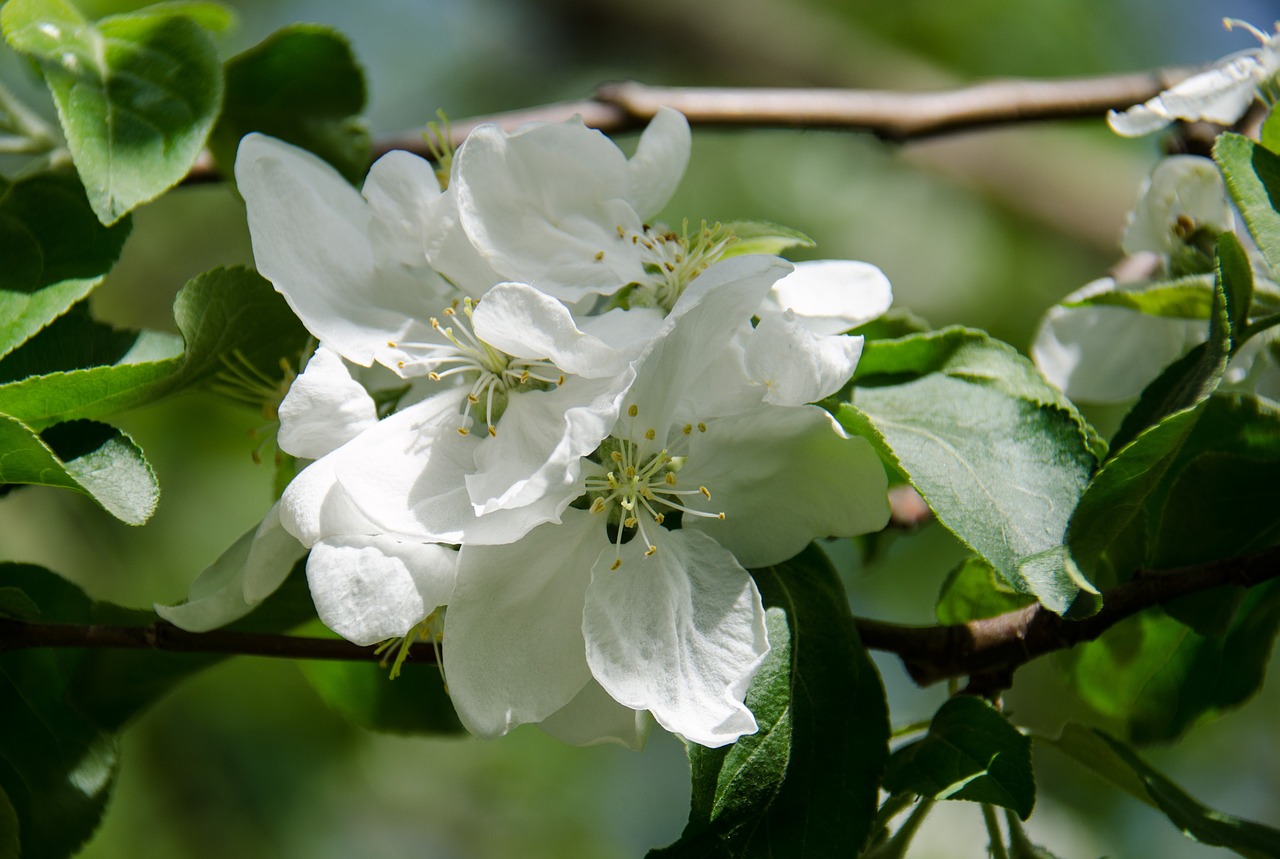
[1217,232,1254,347]
[0,415,158,525]
[1065,275,1215,320]
[210,24,370,185]
[839,328,1100,613]
[0,170,131,359]
[651,545,890,858]
[1040,724,1280,859]
[1,0,223,224]
[1215,131,1280,279]
[718,220,815,257]
[935,557,1036,624]
[883,696,1035,820]
[0,266,308,429]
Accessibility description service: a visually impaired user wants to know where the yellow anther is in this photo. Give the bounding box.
[430,317,441,328]
[487,425,497,437]
[467,394,480,404]
[644,545,657,557]
[611,451,624,463]
[625,466,636,479]
[697,422,707,433]
[624,516,637,528]
[428,372,440,381]
[644,428,656,440]
[557,374,565,384]
[699,486,711,500]
[457,426,470,436]
[590,497,607,514]
[387,340,398,347]
[717,512,726,520]
[665,473,677,486]
[594,251,605,261]
[519,370,530,383]
[611,558,622,571]
[682,424,693,435]
[398,361,406,369]
[443,306,456,316]
[628,404,639,417]
[654,512,665,524]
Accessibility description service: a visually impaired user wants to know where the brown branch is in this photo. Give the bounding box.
[4,545,1277,696]
[181,68,1192,185]
[857,544,1280,692]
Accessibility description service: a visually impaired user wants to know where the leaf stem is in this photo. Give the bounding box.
[862,797,934,859]
[982,804,1010,859]
[0,79,56,149]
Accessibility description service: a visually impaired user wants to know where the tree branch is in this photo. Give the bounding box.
[181,68,1192,185]
[3,545,1277,692]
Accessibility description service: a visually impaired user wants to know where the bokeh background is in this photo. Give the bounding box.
[2,0,1278,856]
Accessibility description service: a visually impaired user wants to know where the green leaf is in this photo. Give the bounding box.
[0,169,131,359]
[720,220,814,257]
[840,328,1100,612]
[1061,580,1280,744]
[0,561,316,857]
[0,587,39,622]
[848,308,932,342]
[1040,724,1280,859]
[0,415,158,524]
[935,557,1036,624]
[1217,232,1254,347]
[1215,131,1280,279]
[209,24,369,185]
[0,266,308,429]
[297,621,462,735]
[1065,275,1215,320]
[2,0,224,224]
[652,545,890,858]
[883,696,1035,820]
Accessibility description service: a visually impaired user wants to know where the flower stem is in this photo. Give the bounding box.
[982,804,1010,859]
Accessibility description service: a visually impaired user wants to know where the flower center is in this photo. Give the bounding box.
[388,298,564,436]
[584,404,724,569]
[620,220,737,312]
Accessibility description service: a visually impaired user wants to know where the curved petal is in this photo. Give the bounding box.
[1107,54,1264,136]
[746,311,864,406]
[306,536,457,646]
[362,149,442,268]
[583,528,769,748]
[1031,287,1207,404]
[452,120,646,300]
[538,679,652,751]
[471,281,636,378]
[156,503,306,631]
[627,106,691,218]
[442,512,601,738]
[422,188,503,298]
[762,260,893,335]
[678,405,890,567]
[278,346,378,459]
[1122,156,1233,258]
[235,134,449,369]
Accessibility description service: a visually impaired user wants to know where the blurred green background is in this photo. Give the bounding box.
[1,0,1278,855]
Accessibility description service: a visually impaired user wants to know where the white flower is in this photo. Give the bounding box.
[1108,19,1280,137]
[442,107,694,304]
[440,256,890,748]
[1121,156,1234,259]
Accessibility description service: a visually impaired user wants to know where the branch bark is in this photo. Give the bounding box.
[182,67,1192,185]
[4,544,1277,691]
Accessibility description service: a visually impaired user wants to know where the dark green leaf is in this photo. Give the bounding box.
[935,557,1036,624]
[1215,132,1280,280]
[0,587,39,622]
[1041,724,1280,859]
[883,696,1035,820]
[0,415,158,524]
[2,0,223,224]
[297,620,462,735]
[1217,232,1254,347]
[1061,580,1280,744]
[652,545,890,858]
[0,170,131,359]
[210,24,369,185]
[0,266,307,429]
[847,309,932,343]
[840,329,1100,612]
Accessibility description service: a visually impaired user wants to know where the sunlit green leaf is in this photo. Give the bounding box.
[2,0,223,224]
[0,415,158,524]
[0,266,307,429]
[210,24,369,185]
[1065,275,1214,320]
[1040,724,1280,858]
[839,329,1100,613]
[652,545,889,857]
[1215,132,1280,280]
[935,557,1036,624]
[883,696,1034,820]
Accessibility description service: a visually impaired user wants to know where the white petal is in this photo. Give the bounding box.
[278,346,378,459]
[627,107,691,218]
[467,373,631,515]
[156,503,306,631]
[442,512,602,738]
[235,134,449,369]
[306,536,456,646]
[1107,54,1264,137]
[362,149,442,269]
[471,282,635,378]
[452,120,646,300]
[762,260,894,335]
[578,306,665,351]
[422,189,503,297]
[583,528,769,748]
[679,405,890,567]
[746,311,864,406]
[1030,283,1207,404]
[538,679,652,751]
[1121,156,1234,258]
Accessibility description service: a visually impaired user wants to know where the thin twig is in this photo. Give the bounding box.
[180,68,1192,185]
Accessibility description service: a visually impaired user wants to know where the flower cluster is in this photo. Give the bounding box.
[160,109,893,749]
